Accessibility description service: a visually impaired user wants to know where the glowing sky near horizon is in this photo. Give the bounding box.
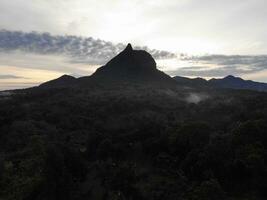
[1,0,267,90]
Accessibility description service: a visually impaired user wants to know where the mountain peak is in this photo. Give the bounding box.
[89,43,176,86]
[224,75,237,79]
[125,43,133,52]
[92,43,157,76]
[208,75,267,91]
[39,44,176,88]
[223,75,243,81]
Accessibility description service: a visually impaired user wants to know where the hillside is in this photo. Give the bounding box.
[1,45,267,200]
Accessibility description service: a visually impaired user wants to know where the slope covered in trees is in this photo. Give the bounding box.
[1,45,267,200]
[0,85,267,200]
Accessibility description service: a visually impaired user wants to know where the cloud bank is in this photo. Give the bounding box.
[165,54,267,79]
[1,30,266,80]
[0,30,267,90]
[0,30,175,65]
[0,75,22,79]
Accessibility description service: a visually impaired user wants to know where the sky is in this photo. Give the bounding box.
[1,0,267,90]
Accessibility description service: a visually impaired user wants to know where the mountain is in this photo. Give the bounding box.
[79,43,176,86]
[209,75,267,91]
[173,75,267,92]
[2,47,267,200]
[39,44,176,88]
[39,44,267,92]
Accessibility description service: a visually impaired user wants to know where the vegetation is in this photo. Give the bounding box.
[0,85,267,200]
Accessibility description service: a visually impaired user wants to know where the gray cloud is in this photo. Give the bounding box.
[188,54,267,67]
[168,54,267,77]
[0,30,176,65]
[0,74,23,79]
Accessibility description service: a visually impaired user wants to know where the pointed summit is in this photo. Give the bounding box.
[88,43,176,86]
[125,43,133,52]
[39,44,177,88]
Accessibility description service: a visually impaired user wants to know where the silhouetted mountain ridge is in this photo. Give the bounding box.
[39,43,176,88]
[173,75,267,92]
[88,43,176,86]
[38,43,267,92]
[39,74,77,88]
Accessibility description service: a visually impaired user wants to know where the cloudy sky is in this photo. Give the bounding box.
[1,0,267,90]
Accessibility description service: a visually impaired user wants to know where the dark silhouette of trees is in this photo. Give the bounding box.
[0,86,267,199]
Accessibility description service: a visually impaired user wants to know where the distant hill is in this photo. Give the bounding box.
[173,76,208,87]
[39,74,77,88]
[173,75,267,92]
[209,75,267,91]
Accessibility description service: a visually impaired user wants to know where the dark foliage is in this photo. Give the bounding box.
[0,84,267,200]
[1,43,267,200]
